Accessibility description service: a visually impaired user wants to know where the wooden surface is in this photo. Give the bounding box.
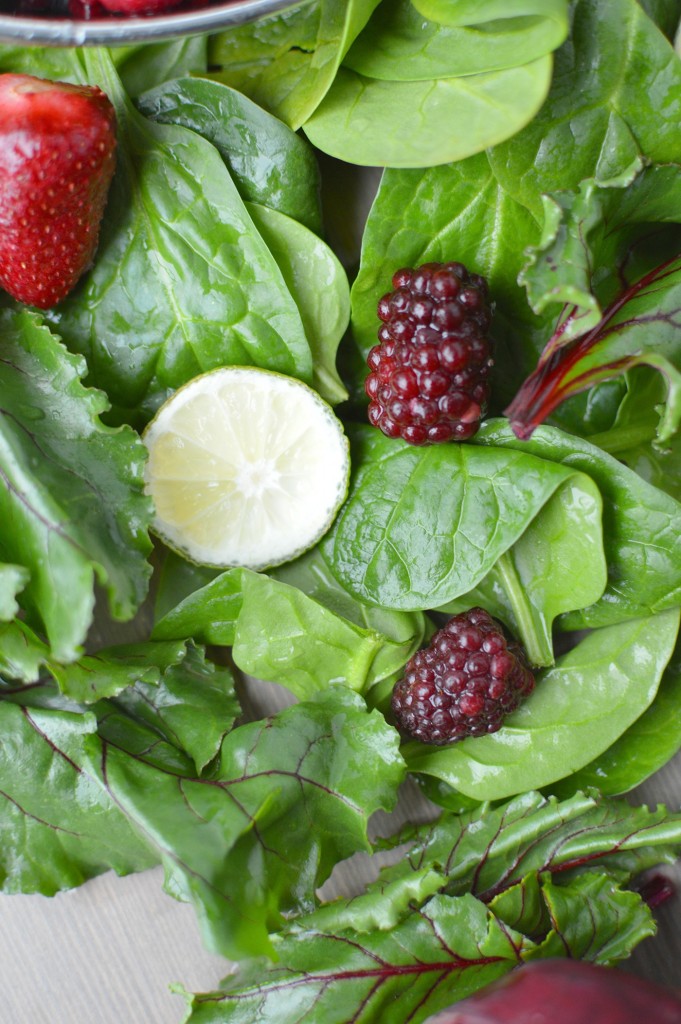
[1,670,680,1023]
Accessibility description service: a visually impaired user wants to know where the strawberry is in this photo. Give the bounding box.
[0,74,117,310]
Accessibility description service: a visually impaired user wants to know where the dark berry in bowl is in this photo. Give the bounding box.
[365,261,494,445]
[391,607,535,746]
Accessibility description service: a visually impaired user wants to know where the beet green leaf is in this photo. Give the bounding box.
[376,789,681,902]
[181,893,528,1024]
[85,688,404,960]
[0,695,156,895]
[0,309,152,663]
[507,164,681,442]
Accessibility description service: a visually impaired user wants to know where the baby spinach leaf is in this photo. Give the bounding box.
[475,420,681,629]
[348,0,681,397]
[182,893,529,1024]
[439,474,606,667]
[345,0,568,80]
[403,609,680,801]
[153,568,242,647]
[136,76,322,233]
[324,425,598,612]
[112,38,208,98]
[0,310,152,662]
[549,640,681,797]
[86,688,404,960]
[245,202,350,404]
[49,49,312,426]
[208,0,382,130]
[0,697,156,895]
[303,58,552,168]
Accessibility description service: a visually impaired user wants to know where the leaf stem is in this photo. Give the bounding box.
[494,552,553,668]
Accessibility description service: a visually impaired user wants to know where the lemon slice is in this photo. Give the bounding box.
[143,367,350,570]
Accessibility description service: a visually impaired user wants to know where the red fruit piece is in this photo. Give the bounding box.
[97,0,184,15]
[0,73,117,309]
[426,959,681,1023]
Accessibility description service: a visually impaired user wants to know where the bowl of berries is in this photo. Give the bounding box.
[0,0,300,46]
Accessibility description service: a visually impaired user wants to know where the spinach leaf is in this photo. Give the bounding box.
[403,608,680,801]
[47,49,312,426]
[549,639,681,797]
[112,38,208,97]
[475,420,681,629]
[85,688,404,959]
[438,474,606,667]
[207,0,382,130]
[0,310,152,663]
[245,202,350,404]
[0,565,29,623]
[303,58,553,169]
[324,425,601,613]
[345,0,568,80]
[348,0,681,397]
[136,76,323,233]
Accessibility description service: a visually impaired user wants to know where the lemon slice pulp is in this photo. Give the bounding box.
[143,367,350,570]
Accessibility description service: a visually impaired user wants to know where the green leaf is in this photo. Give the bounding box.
[231,569,418,700]
[377,789,681,902]
[207,0,382,130]
[182,893,528,1024]
[136,76,322,232]
[113,38,208,98]
[324,425,598,612]
[153,567,242,646]
[347,0,681,397]
[507,165,681,442]
[87,688,404,959]
[535,872,655,964]
[475,421,681,629]
[49,49,312,426]
[0,697,156,894]
[0,565,29,622]
[403,610,680,800]
[108,642,239,773]
[302,58,553,168]
[345,0,568,80]
[549,637,681,797]
[0,621,50,683]
[245,202,350,404]
[438,474,606,667]
[0,310,152,661]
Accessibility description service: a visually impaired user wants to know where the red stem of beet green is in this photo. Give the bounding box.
[504,255,681,440]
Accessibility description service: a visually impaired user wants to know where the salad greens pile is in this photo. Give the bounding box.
[1,0,681,1020]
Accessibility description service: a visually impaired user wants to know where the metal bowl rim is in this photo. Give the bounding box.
[0,0,300,45]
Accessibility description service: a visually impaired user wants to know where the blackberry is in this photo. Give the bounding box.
[391,608,535,746]
[365,261,494,445]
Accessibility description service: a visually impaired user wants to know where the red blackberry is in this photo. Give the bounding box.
[391,608,535,746]
[365,261,494,445]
